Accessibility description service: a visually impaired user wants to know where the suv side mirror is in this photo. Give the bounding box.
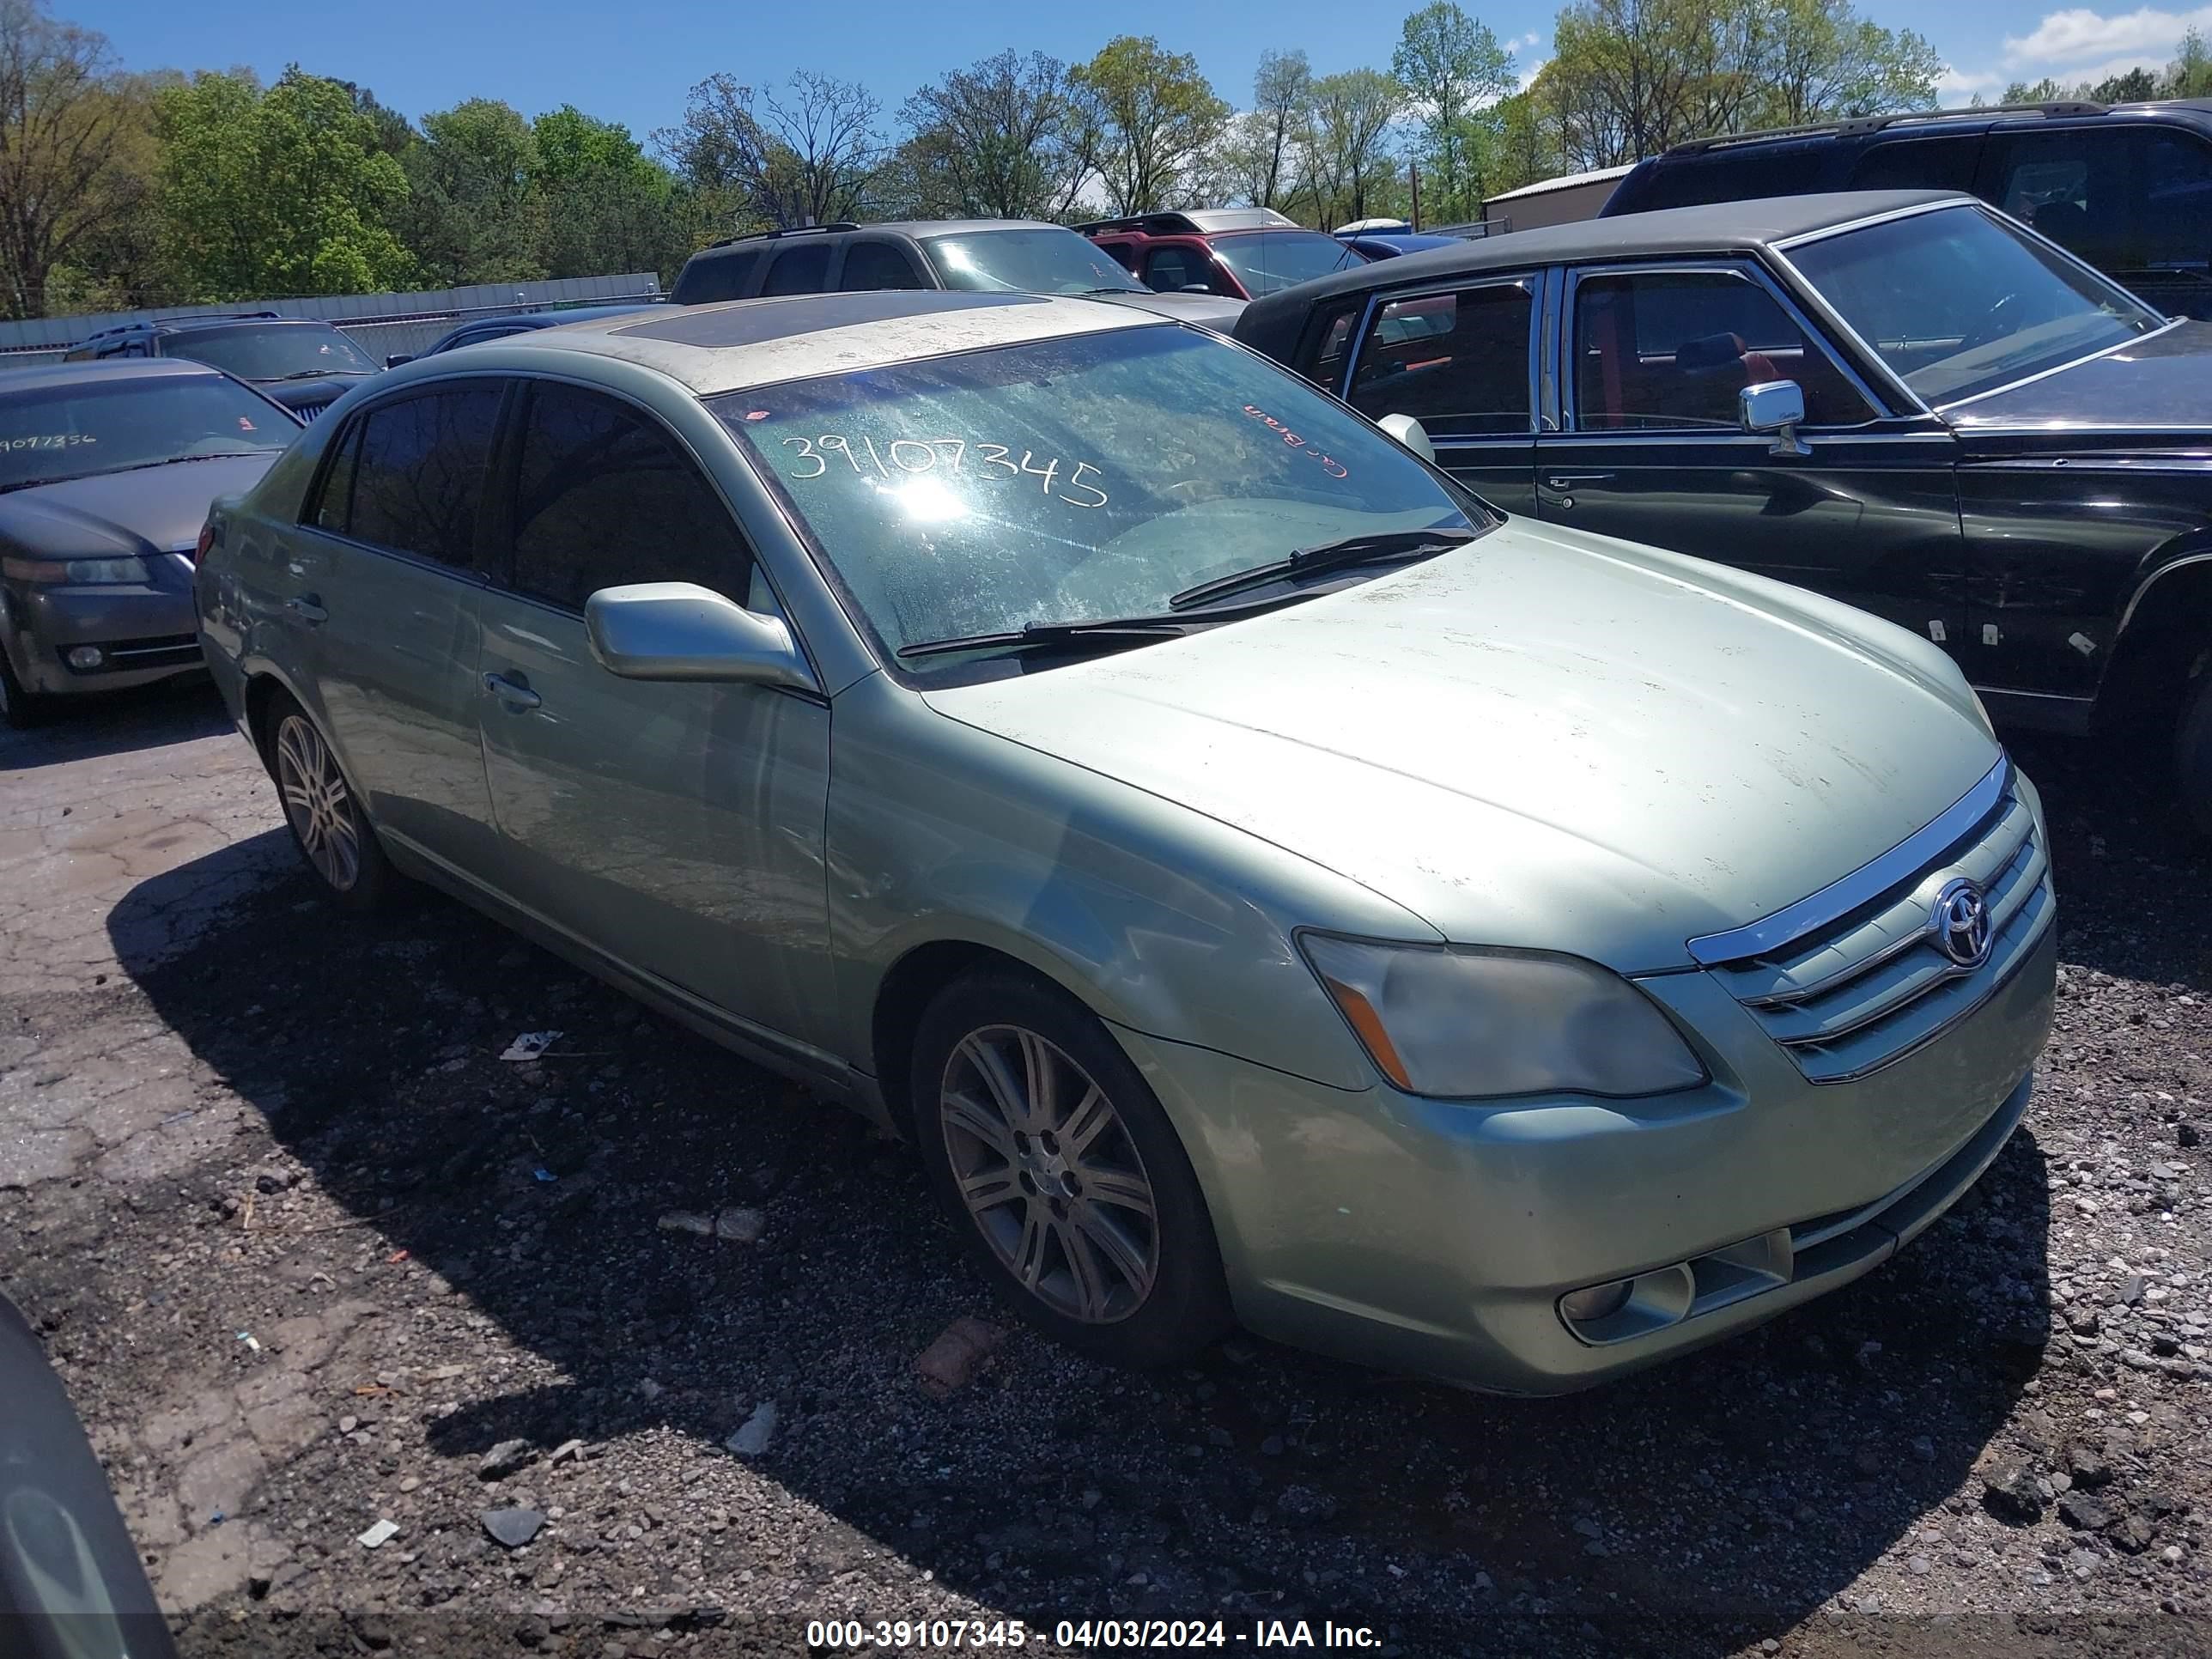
[584,582,818,692]
[384,353,413,369]
[1376,412,1437,465]
[1739,380,1810,458]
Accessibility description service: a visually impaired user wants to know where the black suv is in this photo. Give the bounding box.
[63,312,380,419]
[1605,100,2212,318]
[1235,189,2212,827]
[671,221,1245,331]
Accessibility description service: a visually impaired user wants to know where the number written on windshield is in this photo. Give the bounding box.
[778,433,1109,508]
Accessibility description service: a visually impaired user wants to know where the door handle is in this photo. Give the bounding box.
[482,671,541,711]
[285,594,327,625]
[1544,472,1616,489]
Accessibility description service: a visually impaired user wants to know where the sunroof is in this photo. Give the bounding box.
[614,291,1045,349]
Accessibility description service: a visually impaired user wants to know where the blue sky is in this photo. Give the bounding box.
[63,2,2212,144]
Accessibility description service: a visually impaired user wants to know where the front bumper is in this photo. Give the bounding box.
[1120,923,2055,1395]
[2,562,201,696]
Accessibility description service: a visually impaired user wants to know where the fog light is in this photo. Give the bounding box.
[1559,1279,1633,1323]
[67,646,103,669]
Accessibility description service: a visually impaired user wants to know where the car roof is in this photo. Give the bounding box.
[460,302,665,332]
[410,290,1164,398]
[690,221,1059,254]
[1236,190,1965,355]
[0,356,233,392]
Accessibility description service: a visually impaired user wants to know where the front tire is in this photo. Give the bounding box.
[0,643,48,730]
[264,692,394,913]
[2179,667,2212,838]
[910,969,1232,1369]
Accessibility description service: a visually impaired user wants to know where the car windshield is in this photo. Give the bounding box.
[1209,231,1367,296]
[165,322,378,381]
[717,325,1480,668]
[924,229,1148,295]
[0,374,293,492]
[1786,204,2166,405]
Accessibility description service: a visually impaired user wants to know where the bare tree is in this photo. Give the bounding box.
[1302,70,1405,228]
[655,70,885,231]
[0,0,137,319]
[898,51,1088,221]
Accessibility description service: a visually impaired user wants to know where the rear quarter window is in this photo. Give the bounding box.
[673,246,763,305]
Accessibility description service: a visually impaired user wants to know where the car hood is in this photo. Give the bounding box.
[922,520,2000,973]
[1087,289,1248,331]
[1943,319,2212,435]
[0,454,279,559]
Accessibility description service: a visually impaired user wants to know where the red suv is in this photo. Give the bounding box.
[1079,210,1369,300]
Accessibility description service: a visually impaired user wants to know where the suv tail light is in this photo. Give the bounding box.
[193,520,217,563]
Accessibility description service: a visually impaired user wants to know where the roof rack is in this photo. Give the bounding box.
[1075,211,1200,235]
[1663,100,2109,156]
[76,309,284,341]
[703,222,860,250]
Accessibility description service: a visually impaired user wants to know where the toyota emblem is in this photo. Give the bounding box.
[1931,878,1993,969]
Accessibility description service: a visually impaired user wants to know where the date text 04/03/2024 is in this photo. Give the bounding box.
[805,1619,1382,1650]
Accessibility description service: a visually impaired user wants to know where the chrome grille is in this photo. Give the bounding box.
[1696,762,2055,1085]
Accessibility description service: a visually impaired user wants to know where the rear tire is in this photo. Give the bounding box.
[263,690,395,914]
[2179,667,2212,839]
[910,969,1233,1370]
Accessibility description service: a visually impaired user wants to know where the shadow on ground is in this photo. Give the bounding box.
[0,678,231,773]
[100,752,2160,1654]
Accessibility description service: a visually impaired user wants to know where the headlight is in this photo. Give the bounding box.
[1298,934,1707,1099]
[2,556,151,585]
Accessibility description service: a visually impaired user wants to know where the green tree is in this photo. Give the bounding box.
[155,66,411,301]
[398,98,545,287]
[1487,86,1565,198]
[531,106,688,280]
[1392,3,1516,222]
[0,0,151,318]
[1069,35,1230,213]
[1758,0,1940,125]
[1221,50,1314,211]
[897,51,1088,220]
[2169,27,2212,98]
[2089,66,2159,103]
[1302,69,1407,227]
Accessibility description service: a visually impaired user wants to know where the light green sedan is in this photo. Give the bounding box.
[194,292,2056,1393]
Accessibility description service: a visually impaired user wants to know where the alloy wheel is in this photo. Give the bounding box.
[273,714,361,892]
[939,1024,1160,1324]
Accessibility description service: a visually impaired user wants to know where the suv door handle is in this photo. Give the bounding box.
[482,671,541,711]
[285,594,327,625]
[1544,472,1616,489]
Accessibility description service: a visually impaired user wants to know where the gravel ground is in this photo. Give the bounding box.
[2,684,2209,1659]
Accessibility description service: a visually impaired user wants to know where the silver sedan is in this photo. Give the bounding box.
[194,293,2055,1392]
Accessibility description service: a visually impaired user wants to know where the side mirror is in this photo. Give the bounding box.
[384,353,413,369]
[1376,412,1436,465]
[1739,379,1810,458]
[584,582,817,691]
[1179,283,1214,295]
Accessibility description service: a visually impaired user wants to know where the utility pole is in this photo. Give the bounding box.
[1409,161,1421,230]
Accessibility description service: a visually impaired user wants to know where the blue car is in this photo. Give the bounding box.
[1335,231,1467,260]
[386,301,667,368]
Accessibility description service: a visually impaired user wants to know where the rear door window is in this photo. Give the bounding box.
[674,246,762,304]
[1571,268,1875,431]
[504,382,755,612]
[1981,126,2127,268]
[1142,245,1212,294]
[840,242,927,291]
[763,243,832,295]
[1850,135,1982,193]
[1346,281,1534,434]
[339,387,503,568]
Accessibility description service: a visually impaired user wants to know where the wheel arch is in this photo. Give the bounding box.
[2098,546,2212,739]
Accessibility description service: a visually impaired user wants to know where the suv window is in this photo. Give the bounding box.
[1850,135,1980,193]
[763,243,832,295]
[336,388,502,567]
[1985,127,2126,267]
[1346,282,1534,434]
[1571,269,1875,430]
[1142,245,1214,294]
[840,242,926,291]
[507,383,754,612]
[1210,230,1364,297]
[675,246,763,305]
[2140,131,2212,270]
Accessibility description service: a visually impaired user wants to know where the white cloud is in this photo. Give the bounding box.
[1516,56,1550,93]
[1935,64,2004,100]
[1518,32,1543,48]
[2001,5,2212,69]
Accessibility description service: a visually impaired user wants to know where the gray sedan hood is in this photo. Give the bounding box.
[924,520,2000,972]
[0,454,279,559]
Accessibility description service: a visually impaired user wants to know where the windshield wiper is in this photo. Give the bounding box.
[1168,526,1478,611]
[272,368,363,381]
[896,615,1194,661]
[0,453,262,493]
